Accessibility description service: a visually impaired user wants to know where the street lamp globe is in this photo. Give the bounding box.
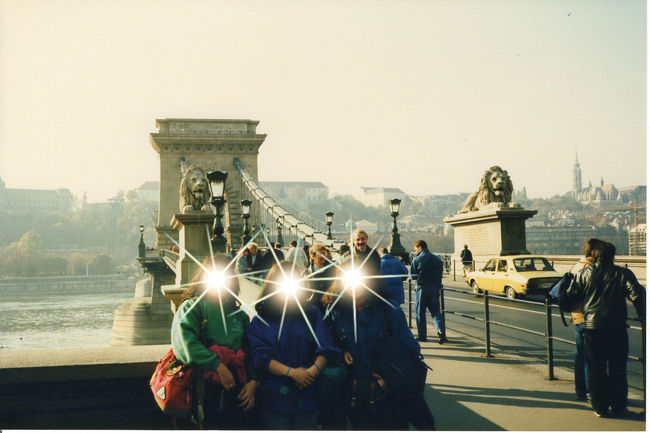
[241,199,252,218]
[205,170,228,202]
[388,198,401,216]
[206,170,229,253]
[325,211,334,240]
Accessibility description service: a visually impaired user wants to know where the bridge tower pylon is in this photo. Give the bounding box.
[110,119,266,346]
[150,118,266,250]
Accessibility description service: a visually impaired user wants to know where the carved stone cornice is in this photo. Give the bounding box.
[137,256,175,276]
[149,134,266,154]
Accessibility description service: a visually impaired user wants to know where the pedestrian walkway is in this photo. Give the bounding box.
[420,329,645,430]
[238,276,644,431]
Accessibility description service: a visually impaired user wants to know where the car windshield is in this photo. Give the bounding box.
[513,257,555,272]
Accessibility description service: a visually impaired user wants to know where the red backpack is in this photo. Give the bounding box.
[150,299,205,419]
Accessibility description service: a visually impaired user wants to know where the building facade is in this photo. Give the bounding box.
[526,225,628,255]
[628,224,646,256]
[356,186,406,208]
[0,178,74,213]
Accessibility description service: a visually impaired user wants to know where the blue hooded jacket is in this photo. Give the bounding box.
[380,254,408,305]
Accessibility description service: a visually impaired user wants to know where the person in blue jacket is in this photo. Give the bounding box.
[247,261,340,430]
[322,264,429,430]
[410,239,446,343]
[378,246,408,306]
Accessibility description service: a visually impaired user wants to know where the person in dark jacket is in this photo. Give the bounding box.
[322,268,434,430]
[272,242,285,261]
[248,243,266,284]
[411,239,446,343]
[568,238,599,402]
[561,240,645,417]
[342,230,385,296]
[460,244,473,276]
[378,247,408,306]
[247,261,340,429]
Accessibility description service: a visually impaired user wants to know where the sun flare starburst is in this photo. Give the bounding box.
[167,213,407,345]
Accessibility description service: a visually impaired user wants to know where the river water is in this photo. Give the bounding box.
[0,285,135,351]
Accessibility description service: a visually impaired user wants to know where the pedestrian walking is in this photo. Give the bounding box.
[411,239,446,344]
[460,244,473,277]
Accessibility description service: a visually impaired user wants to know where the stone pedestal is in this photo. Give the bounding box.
[444,207,537,258]
[157,211,215,311]
[171,211,215,286]
[110,255,176,346]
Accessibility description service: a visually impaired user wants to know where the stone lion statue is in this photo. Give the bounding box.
[179,164,211,213]
[459,166,518,213]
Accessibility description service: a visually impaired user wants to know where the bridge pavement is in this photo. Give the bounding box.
[238,276,645,431]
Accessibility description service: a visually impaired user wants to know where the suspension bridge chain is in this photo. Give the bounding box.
[263,187,328,230]
[233,158,343,251]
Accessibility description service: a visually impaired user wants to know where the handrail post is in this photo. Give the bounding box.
[642,318,646,408]
[440,286,446,338]
[408,279,413,329]
[484,290,492,357]
[453,259,456,281]
[545,296,556,380]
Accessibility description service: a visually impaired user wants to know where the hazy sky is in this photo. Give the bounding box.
[0,0,646,202]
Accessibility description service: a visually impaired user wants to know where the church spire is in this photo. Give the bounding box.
[573,149,582,194]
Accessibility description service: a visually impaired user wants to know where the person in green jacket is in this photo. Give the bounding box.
[171,255,258,428]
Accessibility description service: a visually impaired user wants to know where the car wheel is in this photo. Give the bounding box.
[471,281,481,296]
[505,286,517,300]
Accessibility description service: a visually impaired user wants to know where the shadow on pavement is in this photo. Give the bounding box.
[424,385,504,431]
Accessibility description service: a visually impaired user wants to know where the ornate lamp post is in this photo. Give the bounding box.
[206,170,228,252]
[325,211,334,240]
[138,224,145,258]
[276,217,284,245]
[388,198,406,260]
[241,199,252,246]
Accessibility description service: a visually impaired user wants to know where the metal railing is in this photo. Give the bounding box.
[405,281,644,385]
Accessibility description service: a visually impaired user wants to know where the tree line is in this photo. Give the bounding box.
[0,191,157,277]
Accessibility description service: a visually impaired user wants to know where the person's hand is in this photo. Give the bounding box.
[237,380,257,411]
[289,367,315,389]
[344,352,355,365]
[372,373,387,390]
[216,362,236,390]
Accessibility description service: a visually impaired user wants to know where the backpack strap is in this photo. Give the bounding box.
[180,296,207,429]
